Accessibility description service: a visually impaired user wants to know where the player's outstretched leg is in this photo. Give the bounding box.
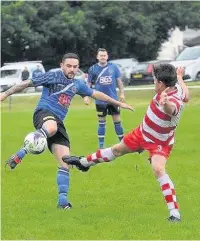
[62,147,118,172]
[5,147,28,169]
[62,156,90,172]
[5,127,49,170]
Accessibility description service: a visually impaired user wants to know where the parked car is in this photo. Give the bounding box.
[170,45,200,81]
[0,61,45,92]
[129,60,171,85]
[110,58,138,85]
[109,63,129,86]
[49,68,88,83]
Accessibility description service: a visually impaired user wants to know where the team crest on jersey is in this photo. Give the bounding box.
[71,86,76,93]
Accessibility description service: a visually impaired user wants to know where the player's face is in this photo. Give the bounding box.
[97,51,108,65]
[153,73,164,94]
[60,58,79,79]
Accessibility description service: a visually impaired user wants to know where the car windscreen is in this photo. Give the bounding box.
[176,47,200,61]
[110,59,136,68]
[0,69,21,78]
[132,63,148,72]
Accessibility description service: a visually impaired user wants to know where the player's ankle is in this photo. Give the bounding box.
[80,157,90,167]
[14,155,22,164]
[170,209,180,218]
[16,148,27,160]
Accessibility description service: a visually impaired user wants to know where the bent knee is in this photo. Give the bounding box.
[46,126,57,136]
[112,143,129,157]
[112,147,122,157]
[43,120,58,136]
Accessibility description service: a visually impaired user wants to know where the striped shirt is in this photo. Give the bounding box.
[31,70,93,121]
[140,84,186,145]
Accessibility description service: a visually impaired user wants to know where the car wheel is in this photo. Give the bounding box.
[196,72,200,81]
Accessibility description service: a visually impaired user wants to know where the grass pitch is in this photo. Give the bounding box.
[1,88,200,240]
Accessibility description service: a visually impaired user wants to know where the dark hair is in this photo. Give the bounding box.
[62,53,79,62]
[97,48,107,54]
[153,63,177,87]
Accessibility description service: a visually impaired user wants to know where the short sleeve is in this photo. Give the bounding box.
[76,80,94,97]
[31,71,56,87]
[176,83,187,103]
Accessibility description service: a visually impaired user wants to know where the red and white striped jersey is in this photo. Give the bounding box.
[140,84,186,145]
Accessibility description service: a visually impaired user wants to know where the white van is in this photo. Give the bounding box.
[0,61,45,92]
[170,46,200,81]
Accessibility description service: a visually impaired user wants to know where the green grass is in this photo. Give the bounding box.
[1,89,200,240]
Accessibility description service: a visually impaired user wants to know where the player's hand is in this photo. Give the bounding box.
[120,102,134,111]
[159,87,170,106]
[83,96,91,105]
[176,66,185,78]
[119,94,125,102]
[0,92,7,102]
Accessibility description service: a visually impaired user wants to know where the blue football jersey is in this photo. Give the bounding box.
[88,62,121,105]
[31,70,94,121]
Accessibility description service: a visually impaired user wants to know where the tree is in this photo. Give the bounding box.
[1,1,46,62]
[1,1,200,68]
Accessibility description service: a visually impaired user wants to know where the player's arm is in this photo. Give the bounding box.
[163,100,177,116]
[87,66,94,88]
[117,77,125,102]
[0,80,33,101]
[83,79,92,105]
[91,90,133,111]
[176,67,189,103]
[83,67,93,105]
[114,64,125,102]
[159,87,179,116]
[77,80,133,111]
[0,71,55,102]
[83,96,91,105]
[83,81,92,105]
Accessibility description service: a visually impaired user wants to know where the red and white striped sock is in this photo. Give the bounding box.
[157,174,180,218]
[80,148,115,167]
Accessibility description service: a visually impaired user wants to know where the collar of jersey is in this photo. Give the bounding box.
[97,63,108,68]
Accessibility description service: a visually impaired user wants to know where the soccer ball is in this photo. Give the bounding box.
[24,131,47,154]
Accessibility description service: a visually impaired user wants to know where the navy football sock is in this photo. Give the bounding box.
[114,121,124,141]
[16,147,28,160]
[57,167,70,207]
[98,120,106,149]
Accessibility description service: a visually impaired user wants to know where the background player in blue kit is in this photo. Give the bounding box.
[0,53,133,209]
[85,48,126,149]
